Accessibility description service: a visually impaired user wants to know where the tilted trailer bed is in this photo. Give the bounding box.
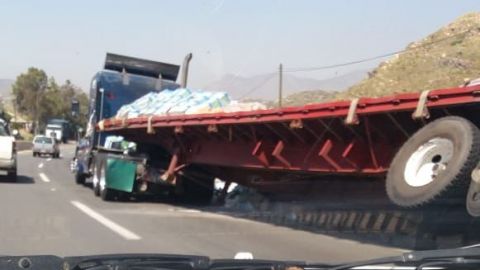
[98,83,480,212]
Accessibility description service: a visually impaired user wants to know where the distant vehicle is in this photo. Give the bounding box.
[32,135,60,158]
[45,118,73,143]
[45,124,63,142]
[0,118,17,179]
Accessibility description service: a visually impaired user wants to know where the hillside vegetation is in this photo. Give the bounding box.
[282,90,336,107]
[338,12,480,99]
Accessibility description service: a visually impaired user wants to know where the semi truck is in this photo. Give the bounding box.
[73,53,204,201]
[74,53,480,217]
[45,119,72,143]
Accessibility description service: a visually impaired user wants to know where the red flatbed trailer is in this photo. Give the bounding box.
[98,84,480,210]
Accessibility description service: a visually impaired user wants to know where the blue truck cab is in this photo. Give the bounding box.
[89,53,184,148]
[74,53,193,199]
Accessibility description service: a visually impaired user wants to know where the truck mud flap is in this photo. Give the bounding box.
[106,158,136,192]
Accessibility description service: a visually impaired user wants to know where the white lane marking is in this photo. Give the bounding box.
[39,173,50,182]
[70,201,141,240]
[168,208,201,213]
[46,158,52,162]
[38,163,44,169]
[351,267,441,270]
[50,188,56,191]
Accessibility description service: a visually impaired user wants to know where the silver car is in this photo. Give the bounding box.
[32,136,60,158]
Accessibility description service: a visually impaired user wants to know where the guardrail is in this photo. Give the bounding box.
[16,141,32,152]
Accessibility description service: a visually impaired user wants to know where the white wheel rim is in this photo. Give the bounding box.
[99,166,106,191]
[404,137,454,187]
[92,166,99,187]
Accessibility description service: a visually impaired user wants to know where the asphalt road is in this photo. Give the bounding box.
[0,144,405,263]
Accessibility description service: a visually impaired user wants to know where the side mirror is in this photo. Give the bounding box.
[12,129,19,137]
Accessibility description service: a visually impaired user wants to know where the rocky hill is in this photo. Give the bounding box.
[282,90,337,107]
[338,12,480,99]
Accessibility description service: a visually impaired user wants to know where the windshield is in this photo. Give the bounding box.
[0,124,8,136]
[34,137,53,144]
[46,126,62,130]
[1,0,480,265]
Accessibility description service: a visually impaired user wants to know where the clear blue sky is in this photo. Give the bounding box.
[0,0,478,92]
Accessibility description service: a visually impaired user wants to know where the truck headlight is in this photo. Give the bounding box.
[136,163,146,176]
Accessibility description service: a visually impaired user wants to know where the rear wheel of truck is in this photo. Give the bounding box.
[99,161,115,201]
[92,162,100,196]
[177,168,214,204]
[386,116,480,207]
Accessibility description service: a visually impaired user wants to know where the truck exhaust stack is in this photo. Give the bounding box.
[180,53,193,88]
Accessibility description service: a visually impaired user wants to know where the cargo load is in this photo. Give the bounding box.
[115,88,267,119]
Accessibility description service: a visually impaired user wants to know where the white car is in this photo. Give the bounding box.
[0,119,17,179]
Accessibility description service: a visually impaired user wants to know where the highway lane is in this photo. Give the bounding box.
[0,144,405,262]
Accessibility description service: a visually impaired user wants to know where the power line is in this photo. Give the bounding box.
[285,27,475,73]
[236,27,475,100]
[238,72,277,100]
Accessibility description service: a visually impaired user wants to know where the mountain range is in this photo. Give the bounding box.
[0,79,13,99]
[203,70,367,101]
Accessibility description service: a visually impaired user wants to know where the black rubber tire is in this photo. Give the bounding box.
[93,184,101,196]
[93,162,100,197]
[386,116,480,207]
[75,170,86,185]
[177,168,214,204]
[100,186,115,201]
[7,169,17,181]
[32,152,36,157]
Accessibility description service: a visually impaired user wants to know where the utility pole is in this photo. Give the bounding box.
[35,87,40,135]
[278,63,283,108]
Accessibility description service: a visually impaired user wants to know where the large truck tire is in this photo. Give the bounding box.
[75,170,86,185]
[92,162,100,197]
[177,168,214,204]
[98,161,115,201]
[386,116,480,207]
